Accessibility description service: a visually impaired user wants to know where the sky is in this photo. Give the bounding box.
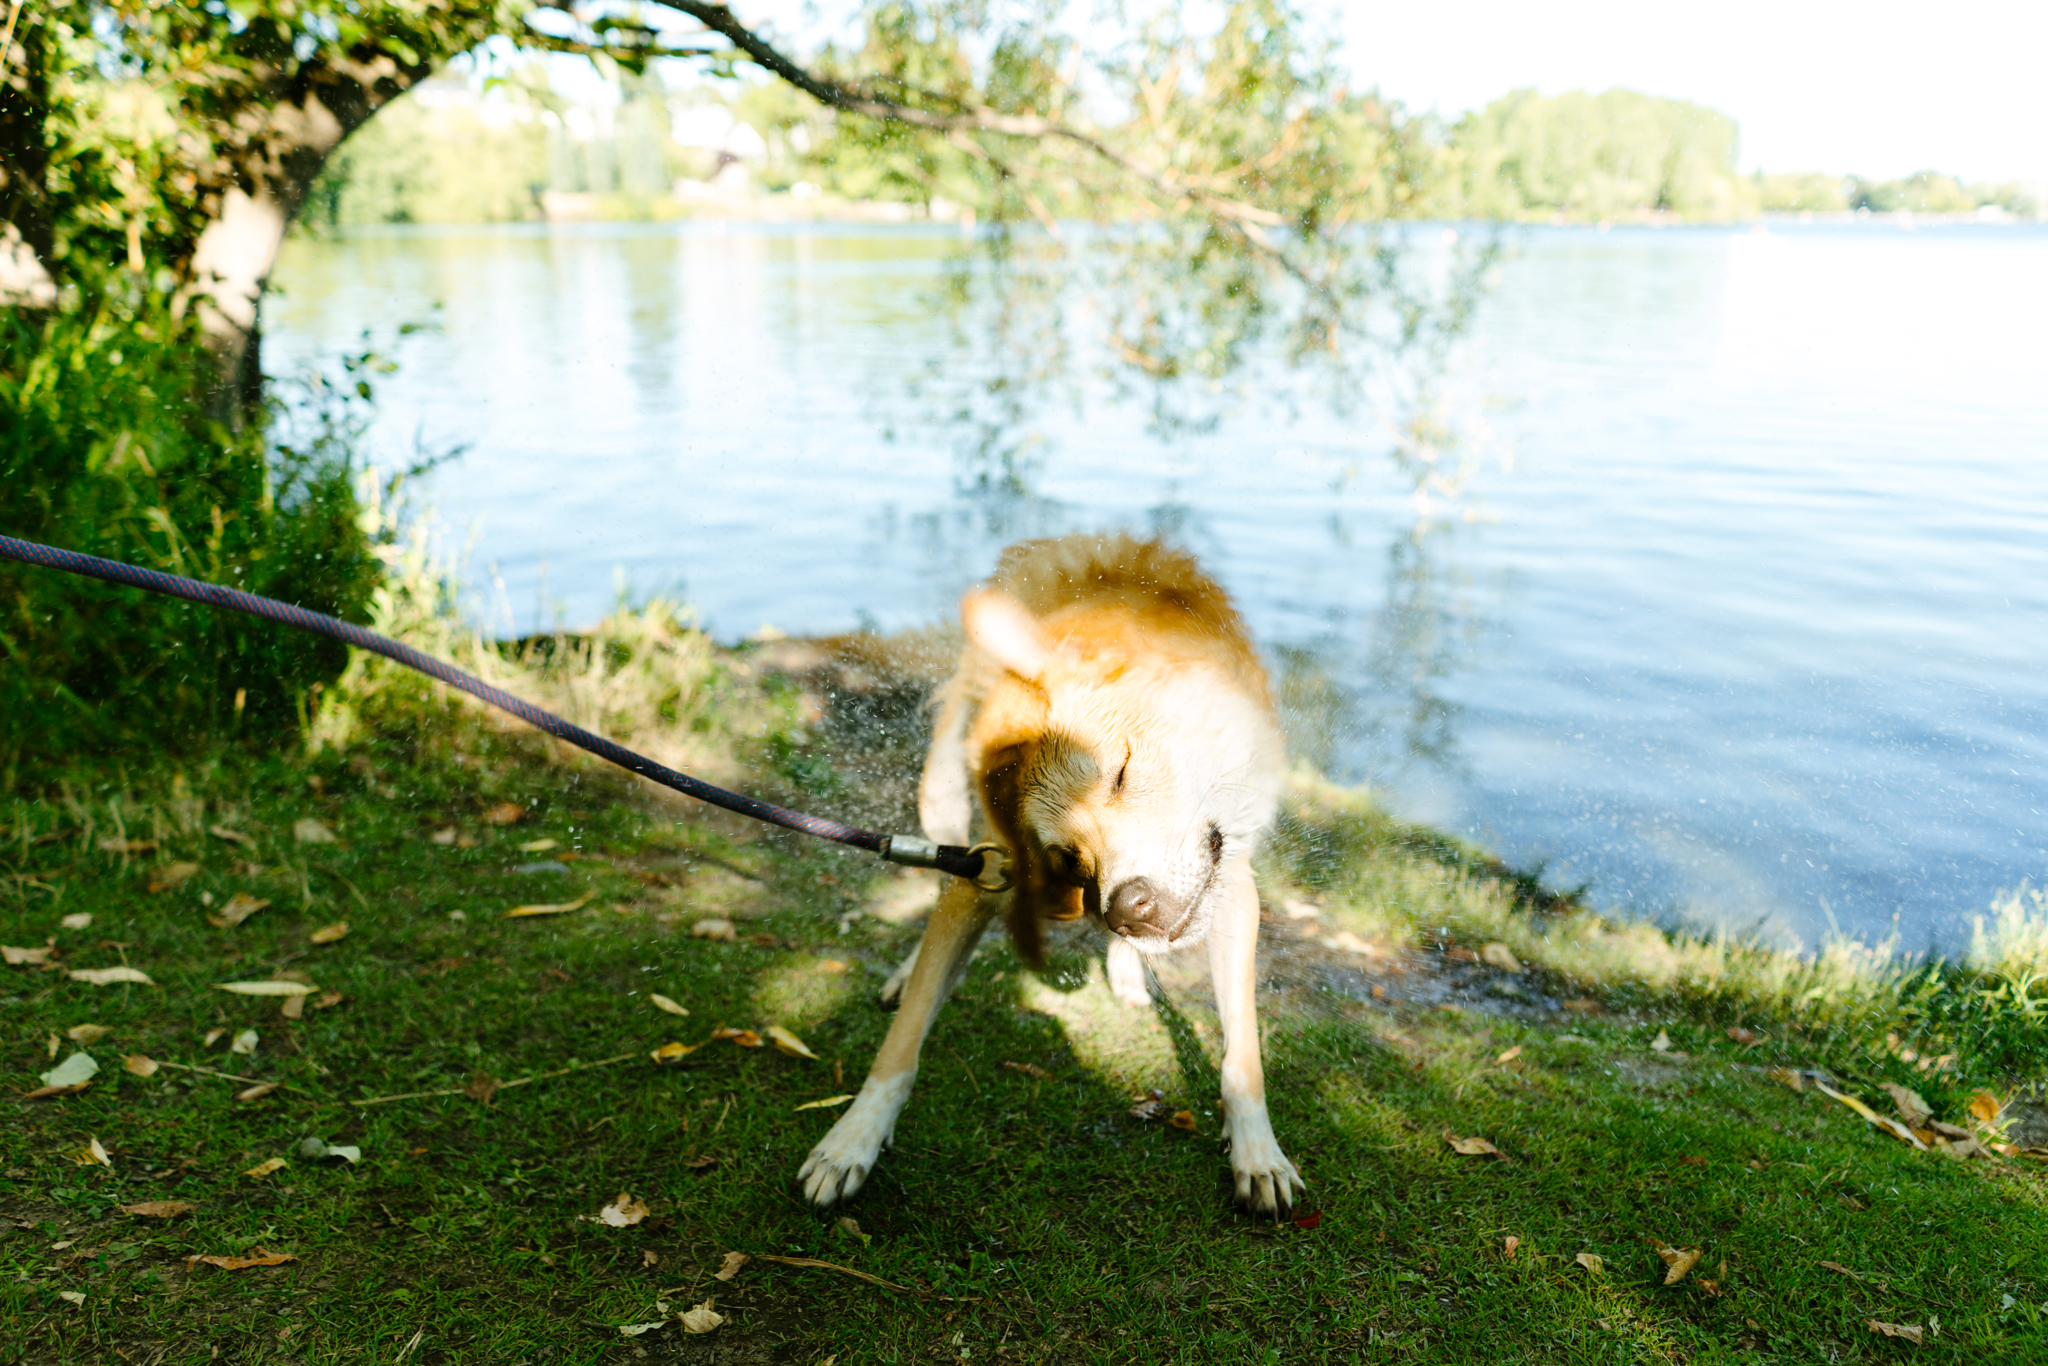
[1338,0,2048,183]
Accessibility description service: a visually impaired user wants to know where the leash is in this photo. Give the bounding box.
[0,534,1010,890]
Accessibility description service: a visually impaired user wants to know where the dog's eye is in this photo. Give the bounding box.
[1046,846,1081,879]
[1208,825,1224,863]
[1113,744,1130,795]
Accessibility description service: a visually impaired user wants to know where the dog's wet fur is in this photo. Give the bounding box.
[797,534,1303,1215]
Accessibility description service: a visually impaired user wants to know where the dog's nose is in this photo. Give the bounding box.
[1105,877,1168,941]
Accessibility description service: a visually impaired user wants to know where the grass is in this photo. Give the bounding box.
[5,633,2048,1364]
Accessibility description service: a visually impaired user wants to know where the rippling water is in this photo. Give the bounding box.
[268,219,2048,952]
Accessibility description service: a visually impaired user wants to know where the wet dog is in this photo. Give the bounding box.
[797,534,1302,1214]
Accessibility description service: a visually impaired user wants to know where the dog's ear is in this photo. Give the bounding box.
[962,587,1055,683]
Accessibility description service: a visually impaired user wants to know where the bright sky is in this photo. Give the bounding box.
[1338,0,2048,183]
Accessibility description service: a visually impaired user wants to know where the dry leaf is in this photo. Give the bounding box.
[148,861,201,893]
[1967,1091,2002,1124]
[208,825,252,845]
[67,1023,112,1044]
[57,1290,87,1305]
[1678,1154,1708,1167]
[1576,1252,1605,1274]
[715,1251,750,1281]
[1165,1109,1197,1132]
[215,980,316,996]
[293,818,339,844]
[464,1073,500,1104]
[124,1054,159,1078]
[504,892,594,919]
[230,1028,259,1055]
[642,1249,659,1268]
[1480,942,1522,972]
[1495,1045,1523,1065]
[649,994,690,1017]
[309,921,349,945]
[1651,1029,1674,1052]
[681,1154,718,1169]
[1814,1082,1927,1149]
[243,1158,288,1178]
[70,966,154,986]
[121,1200,195,1218]
[1329,930,1375,954]
[280,993,305,1020]
[1129,1089,1170,1122]
[72,1136,113,1166]
[1657,1245,1703,1285]
[595,1192,650,1227]
[1867,1320,1925,1345]
[1725,1026,1762,1045]
[482,803,526,826]
[1503,1236,1520,1258]
[235,1082,280,1102]
[766,1025,818,1059]
[204,1028,227,1047]
[1562,997,1601,1014]
[1880,1082,1932,1128]
[430,828,459,845]
[3,944,54,965]
[711,1027,762,1048]
[98,836,156,853]
[1003,1061,1053,1079]
[1443,1129,1504,1157]
[39,1052,100,1088]
[60,912,93,930]
[1767,1066,1806,1092]
[1821,1260,1886,1285]
[816,959,848,973]
[794,1094,853,1111]
[517,838,558,853]
[186,1248,296,1272]
[690,918,738,942]
[651,1041,702,1063]
[209,892,271,929]
[618,1321,667,1338]
[313,991,345,1009]
[679,1301,725,1334]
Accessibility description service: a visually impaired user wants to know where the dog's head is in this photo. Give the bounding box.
[962,587,1280,965]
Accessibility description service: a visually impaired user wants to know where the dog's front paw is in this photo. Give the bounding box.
[796,1076,911,1207]
[1104,936,1152,1008]
[1220,1106,1304,1218]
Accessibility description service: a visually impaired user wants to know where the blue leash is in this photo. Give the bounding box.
[0,533,1008,889]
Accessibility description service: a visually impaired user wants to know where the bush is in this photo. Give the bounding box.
[0,302,378,784]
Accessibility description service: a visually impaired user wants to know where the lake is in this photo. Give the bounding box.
[266,219,2048,954]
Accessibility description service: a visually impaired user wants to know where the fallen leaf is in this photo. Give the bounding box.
[816,959,848,973]
[235,1082,280,1102]
[60,912,93,931]
[72,1136,113,1166]
[1867,1320,1925,1345]
[1657,1245,1703,1285]
[642,1249,659,1268]
[1725,1026,1762,1045]
[39,1052,99,1088]
[124,1054,159,1078]
[204,1028,227,1047]
[299,1138,361,1163]
[1576,1253,1605,1274]
[1329,930,1375,954]
[57,1290,86,1305]
[711,1027,762,1048]
[215,980,316,996]
[482,803,526,826]
[430,828,459,845]
[1967,1090,2003,1124]
[651,1041,702,1063]
[98,836,156,853]
[1167,1109,1199,1132]
[715,1251,750,1281]
[794,1094,853,1111]
[1563,997,1601,1014]
[464,1073,500,1104]
[1814,1081,1927,1149]
[1292,1210,1323,1230]
[280,993,305,1020]
[1445,945,1478,963]
[1678,1154,1708,1168]
[121,1201,195,1218]
[1767,1066,1806,1092]
[595,1192,650,1227]
[208,892,271,929]
[186,1248,296,1272]
[1480,942,1522,972]
[66,1023,112,1044]
[1130,1089,1170,1121]
[1504,1235,1520,1258]
[1821,1260,1886,1285]
[618,1321,667,1338]
[1495,1045,1523,1065]
[1003,1061,1053,1079]
[293,818,339,844]
[1651,1029,1674,1052]
[679,1301,724,1334]
[1879,1082,1932,1128]
[747,932,780,947]
[70,966,154,986]
[230,1028,259,1055]
[208,825,252,845]
[681,1154,719,1169]
[309,921,349,945]
[766,1025,818,1059]
[517,838,558,853]
[690,918,738,942]
[242,1158,288,1179]
[313,991,345,1009]
[3,944,54,965]
[504,892,594,919]
[648,993,690,1017]
[1444,1129,1504,1158]
[148,861,202,893]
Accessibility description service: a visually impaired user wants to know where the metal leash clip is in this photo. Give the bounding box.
[883,836,1014,892]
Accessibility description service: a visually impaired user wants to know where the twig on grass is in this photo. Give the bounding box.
[154,1060,312,1095]
[755,1254,980,1301]
[352,1051,639,1107]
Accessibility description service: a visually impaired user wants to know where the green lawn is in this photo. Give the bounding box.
[5,692,2046,1364]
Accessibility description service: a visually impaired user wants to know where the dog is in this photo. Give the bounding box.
[797,533,1302,1215]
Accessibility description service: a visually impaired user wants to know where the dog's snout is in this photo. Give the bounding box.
[1105,877,1186,941]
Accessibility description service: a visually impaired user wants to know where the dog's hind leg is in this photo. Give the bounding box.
[800,875,996,1206]
[1208,857,1303,1217]
[918,678,975,848]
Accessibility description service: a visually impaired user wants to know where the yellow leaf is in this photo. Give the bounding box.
[766,1025,818,1059]
[186,1248,295,1271]
[97,836,156,853]
[715,1251,750,1281]
[1503,1235,1520,1258]
[518,838,559,853]
[1575,1252,1604,1274]
[1168,1109,1199,1132]
[293,818,339,844]
[243,1158,288,1178]
[1657,1245,1703,1285]
[67,1024,112,1044]
[651,1041,701,1062]
[1767,1066,1805,1092]
[679,1301,725,1334]
[595,1192,649,1227]
[690,918,738,942]
[794,1094,853,1112]
[120,1200,194,1218]
[1480,942,1522,972]
[1867,1320,1925,1345]
[1879,1082,1931,1127]
[504,893,595,919]
[711,1027,762,1048]
[71,1136,112,1167]
[1495,1045,1522,1065]
[1443,1129,1503,1158]
[236,1082,281,1102]
[648,994,690,1017]
[3,944,54,965]
[482,803,526,826]
[59,913,92,930]
[1968,1090,2003,1124]
[1650,1029,1674,1052]
[70,966,154,986]
[1815,1081,1927,1149]
[208,825,252,845]
[147,862,201,893]
[124,1054,159,1078]
[216,980,315,996]
[209,892,271,929]
[309,921,349,945]
[230,1028,259,1055]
